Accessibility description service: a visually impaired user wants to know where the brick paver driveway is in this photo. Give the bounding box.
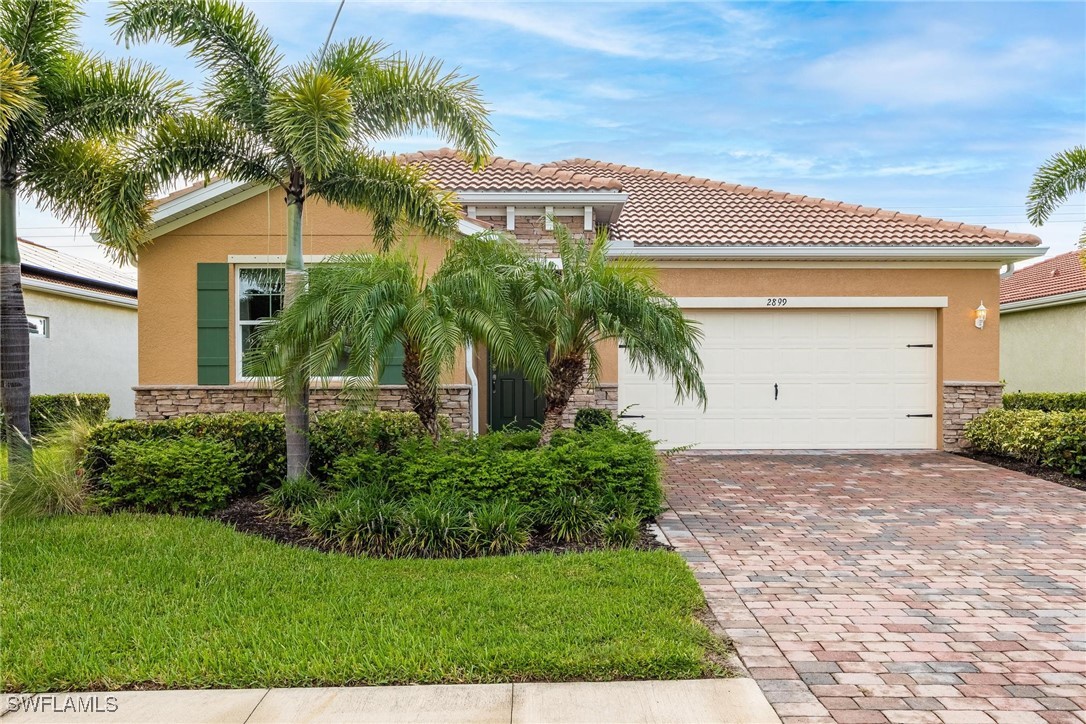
[659,452,1086,724]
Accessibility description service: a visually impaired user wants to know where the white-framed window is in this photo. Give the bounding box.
[27,315,49,337]
[236,266,284,380]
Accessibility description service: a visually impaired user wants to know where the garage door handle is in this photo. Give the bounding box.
[906,414,933,418]
[907,344,933,348]
[774,383,779,400]
[618,414,645,419]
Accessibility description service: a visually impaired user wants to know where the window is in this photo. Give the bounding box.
[238,267,284,378]
[27,315,49,337]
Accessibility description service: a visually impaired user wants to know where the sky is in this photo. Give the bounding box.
[17,0,1086,271]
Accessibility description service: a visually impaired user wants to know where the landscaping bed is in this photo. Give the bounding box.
[962,405,1085,487]
[953,450,1085,491]
[1,514,728,691]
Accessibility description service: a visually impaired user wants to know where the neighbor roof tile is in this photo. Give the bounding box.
[1000,251,1086,304]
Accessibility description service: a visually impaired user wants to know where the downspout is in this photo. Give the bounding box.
[466,340,480,435]
[1000,262,1015,279]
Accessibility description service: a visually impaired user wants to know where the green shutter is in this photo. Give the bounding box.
[196,263,230,385]
[378,342,406,385]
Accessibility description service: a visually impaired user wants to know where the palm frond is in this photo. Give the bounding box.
[0,0,79,78]
[1027,146,1086,226]
[43,52,189,138]
[266,69,353,182]
[336,51,493,169]
[0,46,43,144]
[308,149,459,251]
[107,0,280,132]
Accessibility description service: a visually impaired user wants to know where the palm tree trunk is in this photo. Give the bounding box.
[283,175,310,479]
[402,344,440,442]
[538,355,586,446]
[0,173,32,468]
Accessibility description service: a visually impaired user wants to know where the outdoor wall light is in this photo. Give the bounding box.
[974,301,987,329]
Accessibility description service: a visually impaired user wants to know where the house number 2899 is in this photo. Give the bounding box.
[766,297,788,307]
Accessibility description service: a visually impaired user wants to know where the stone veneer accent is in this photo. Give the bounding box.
[134,385,472,431]
[476,214,590,258]
[561,383,619,426]
[943,381,1003,451]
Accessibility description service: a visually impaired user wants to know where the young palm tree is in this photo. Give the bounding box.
[254,234,546,441]
[1,0,184,465]
[509,222,707,444]
[107,0,494,475]
[1027,146,1086,250]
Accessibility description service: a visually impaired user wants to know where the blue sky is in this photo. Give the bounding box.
[19,0,1086,267]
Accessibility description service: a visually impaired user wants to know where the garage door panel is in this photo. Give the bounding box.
[619,308,937,449]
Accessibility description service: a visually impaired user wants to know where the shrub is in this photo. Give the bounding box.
[1003,392,1086,412]
[574,407,615,433]
[537,490,604,544]
[333,486,401,555]
[602,515,641,549]
[309,410,427,476]
[97,437,242,515]
[327,449,388,490]
[469,499,531,555]
[964,409,1086,477]
[265,476,323,517]
[1,393,111,441]
[546,426,663,518]
[84,414,285,494]
[394,494,472,558]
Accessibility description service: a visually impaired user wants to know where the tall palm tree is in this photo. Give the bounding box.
[1027,146,1086,251]
[508,222,707,444]
[1,0,184,466]
[107,0,494,476]
[254,234,546,441]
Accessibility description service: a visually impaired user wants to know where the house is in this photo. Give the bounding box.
[132,150,1045,450]
[999,250,1086,393]
[19,239,139,418]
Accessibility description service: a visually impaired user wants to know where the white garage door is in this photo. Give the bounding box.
[619,308,937,449]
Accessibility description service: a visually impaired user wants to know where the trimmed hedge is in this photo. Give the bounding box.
[1,393,110,439]
[1003,392,1086,412]
[964,408,1086,477]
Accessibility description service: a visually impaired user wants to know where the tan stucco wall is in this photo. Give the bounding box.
[139,189,461,386]
[1001,302,1086,393]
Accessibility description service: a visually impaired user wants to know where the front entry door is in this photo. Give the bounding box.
[488,354,545,430]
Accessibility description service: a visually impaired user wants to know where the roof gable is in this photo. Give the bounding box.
[1000,251,1086,305]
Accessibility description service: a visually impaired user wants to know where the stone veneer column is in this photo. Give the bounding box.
[942,381,1003,451]
[559,383,619,426]
[133,385,472,431]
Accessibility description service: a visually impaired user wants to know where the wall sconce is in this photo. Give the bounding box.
[974,301,987,329]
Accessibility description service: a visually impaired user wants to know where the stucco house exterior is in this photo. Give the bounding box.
[1000,250,1086,393]
[133,150,1045,450]
[20,239,139,418]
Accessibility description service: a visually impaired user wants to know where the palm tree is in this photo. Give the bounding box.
[253,234,546,441]
[1,0,184,466]
[107,0,494,476]
[508,222,707,444]
[1027,146,1086,251]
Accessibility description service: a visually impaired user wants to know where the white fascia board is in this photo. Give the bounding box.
[23,276,138,308]
[454,192,628,204]
[676,296,948,309]
[458,218,491,235]
[146,181,268,240]
[1000,290,1086,314]
[609,245,1048,263]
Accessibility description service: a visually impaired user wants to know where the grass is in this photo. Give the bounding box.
[1,514,727,691]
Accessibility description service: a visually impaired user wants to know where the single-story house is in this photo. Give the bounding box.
[133,149,1046,450]
[1000,250,1086,393]
[20,239,139,418]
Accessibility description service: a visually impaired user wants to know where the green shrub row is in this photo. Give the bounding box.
[1,393,110,440]
[1003,392,1086,412]
[964,408,1086,477]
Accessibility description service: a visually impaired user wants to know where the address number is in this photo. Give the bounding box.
[766,297,788,307]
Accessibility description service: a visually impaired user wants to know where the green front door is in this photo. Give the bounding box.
[488,354,544,430]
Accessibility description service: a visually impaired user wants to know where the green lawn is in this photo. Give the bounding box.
[2,514,726,691]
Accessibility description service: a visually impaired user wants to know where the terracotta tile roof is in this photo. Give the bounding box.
[544,159,1042,247]
[399,148,623,193]
[1000,251,1086,304]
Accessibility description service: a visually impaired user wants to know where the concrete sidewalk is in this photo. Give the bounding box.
[3,679,781,723]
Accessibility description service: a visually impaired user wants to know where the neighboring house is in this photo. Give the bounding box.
[133,149,1045,450]
[999,250,1086,393]
[19,239,139,418]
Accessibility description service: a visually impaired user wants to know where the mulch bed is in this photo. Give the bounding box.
[953,451,1085,492]
[212,496,668,557]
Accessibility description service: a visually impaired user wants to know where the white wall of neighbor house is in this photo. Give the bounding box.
[24,288,138,418]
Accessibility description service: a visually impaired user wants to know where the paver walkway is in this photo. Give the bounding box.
[660,452,1086,724]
